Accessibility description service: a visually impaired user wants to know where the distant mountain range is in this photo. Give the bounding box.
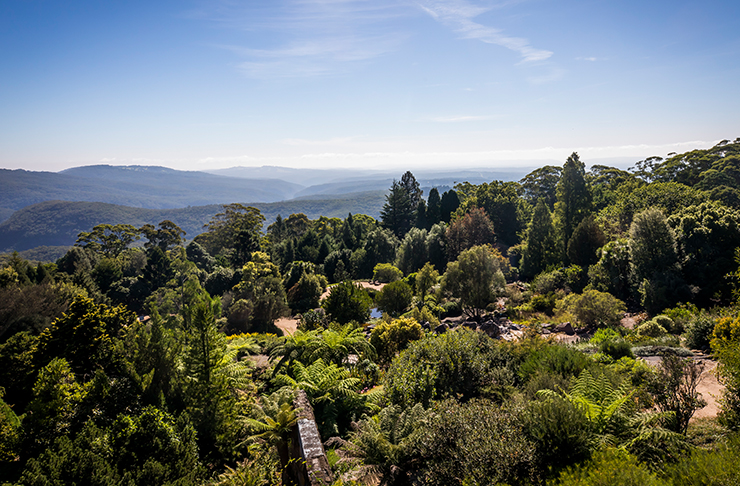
[0,191,387,253]
[0,163,533,256]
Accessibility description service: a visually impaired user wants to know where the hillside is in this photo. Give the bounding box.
[0,190,386,253]
[0,165,303,214]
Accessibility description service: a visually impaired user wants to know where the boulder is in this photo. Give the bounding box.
[553,322,575,335]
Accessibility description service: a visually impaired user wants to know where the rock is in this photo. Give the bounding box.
[553,322,575,335]
[434,323,448,334]
[463,320,478,329]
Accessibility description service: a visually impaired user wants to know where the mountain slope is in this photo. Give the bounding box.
[0,165,304,213]
[0,190,386,252]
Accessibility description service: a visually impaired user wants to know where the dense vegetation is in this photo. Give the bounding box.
[3,139,740,485]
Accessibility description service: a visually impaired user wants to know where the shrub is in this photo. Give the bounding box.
[558,289,626,328]
[519,344,590,384]
[384,328,512,408]
[372,263,403,283]
[370,317,424,365]
[549,447,666,486]
[646,354,706,434]
[652,314,678,334]
[635,319,668,338]
[321,281,372,324]
[524,395,592,472]
[441,300,461,317]
[600,339,634,361]
[590,328,622,345]
[409,399,538,486]
[375,280,413,317]
[666,434,740,486]
[683,312,717,350]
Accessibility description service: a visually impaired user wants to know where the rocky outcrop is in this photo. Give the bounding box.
[287,390,334,486]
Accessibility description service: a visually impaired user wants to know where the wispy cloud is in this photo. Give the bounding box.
[202,0,408,78]
[416,0,552,62]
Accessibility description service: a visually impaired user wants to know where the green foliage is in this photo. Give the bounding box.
[521,198,559,278]
[408,399,538,486]
[336,403,428,485]
[555,153,592,255]
[635,319,668,338]
[566,215,606,268]
[375,280,413,317]
[645,354,706,434]
[630,208,688,313]
[683,311,717,350]
[558,289,626,329]
[519,344,590,384]
[233,252,289,331]
[524,394,592,472]
[549,447,667,486]
[669,202,740,304]
[380,180,414,238]
[443,245,505,319]
[384,328,511,408]
[322,281,372,324]
[19,408,203,486]
[75,223,140,258]
[35,295,135,375]
[599,341,632,363]
[372,263,402,283]
[273,359,362,437]
[370,317,424,365]
[665,433,740,486]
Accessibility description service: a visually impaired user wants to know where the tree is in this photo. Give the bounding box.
[557,289,627,328]
[629,208,688,313]
[426,188,442,227]
[416,262,439,299]
[443,245,505,320]
[669,201,740,304]
[566,214,606,268]
[400,171,423,209]
[520,198,559,278]
[380,180,414,238]
[370,317,424,365]
[363,228,399,269]
[446,207,496,260]
[439,190,460,223]
[375,280,413,317]
[395,228,429,275]
[646,354,706,434]
[554,153,592,258]
[322,281,372,324]
[35,295,135,376]
[373,263,403,283]
[195,203,264,263]
[520,165,562,208]
[588,238,632,300]
[140,220,186,251]
[233,252,289,331]
[75,223,140,258]
[456,181,522,248]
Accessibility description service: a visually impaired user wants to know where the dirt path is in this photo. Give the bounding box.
[274,281,385,336]
[274,317,299,336]
[693,359,723,420]
[320,280,385,300]
[642,355,724,421]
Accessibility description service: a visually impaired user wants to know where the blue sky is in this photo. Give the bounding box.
[2,0,739,172]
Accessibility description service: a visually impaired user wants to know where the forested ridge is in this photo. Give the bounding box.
[3,139,740,485]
